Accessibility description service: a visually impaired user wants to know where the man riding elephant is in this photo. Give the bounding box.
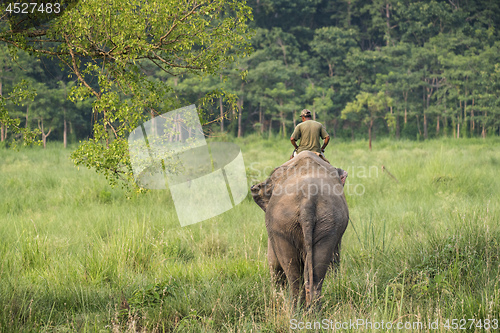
[290,109,347,185]
[290,109,330,158]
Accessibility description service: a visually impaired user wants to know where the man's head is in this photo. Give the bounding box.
[300,109,312,121]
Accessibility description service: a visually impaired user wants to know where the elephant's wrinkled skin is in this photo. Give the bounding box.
[251,151,349,307]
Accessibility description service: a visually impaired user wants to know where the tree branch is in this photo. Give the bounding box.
[64,35,101,99]
[158,2,204,45]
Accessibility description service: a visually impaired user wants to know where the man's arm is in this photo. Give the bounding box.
[321,136,330,152]
[290,126,300,150]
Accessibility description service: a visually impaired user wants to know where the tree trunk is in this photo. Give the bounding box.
[38,118,52,149]
[280,109,284,137]
[388,105,392,136]
[443,104,447,137]
[279,100,285,138]
[25,104,29,129]
[458,99,462,137]
[368,118,373,151]
[259,105,263,135]
[457,122,460,139]
[422,86,426,139]
[220,96,224,132]
[482,111,487,139]
[423,111,428,139]
[237,98,243,138]
[396,107,400,139]
[237,83,244,138]
[63,117,67,148]
[385,1,391,46]
[282,116,286,137]
[416,115,422,137]
[347,0,352,26]
[463,83,468,136]
[150,108,157,137]
[436,115,440,136]
[452,115,456,138]
[268,119,272,138]
[40,119,45,148]
[293,110,296,128]
[277,38,288,67]
[404,90,408,124]
[424,85,430,140]
[470,98,474,136]
[219,74,224,133]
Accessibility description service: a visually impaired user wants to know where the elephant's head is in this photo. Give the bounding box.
[250,181,273,212]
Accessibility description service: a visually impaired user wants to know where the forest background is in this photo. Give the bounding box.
[1,0,500,151]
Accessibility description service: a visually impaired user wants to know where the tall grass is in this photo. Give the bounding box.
[0,138,499,331]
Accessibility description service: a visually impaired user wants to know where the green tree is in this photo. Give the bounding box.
[29,83,58,148]
[311,27,358,78]
[243,27,304,138]
[1,0,252,186]
[378,43,420,138]
[0,45,39,144]
[341,91,393,150]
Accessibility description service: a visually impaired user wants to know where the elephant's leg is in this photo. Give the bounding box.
[310,236,339,307]
[271,236,303,305]
[268,240,286,288]
[285,260,304,308]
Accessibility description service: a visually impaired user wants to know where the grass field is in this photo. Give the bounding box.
[1,136,500,332]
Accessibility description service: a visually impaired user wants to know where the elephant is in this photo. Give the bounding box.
[251,151,349,307]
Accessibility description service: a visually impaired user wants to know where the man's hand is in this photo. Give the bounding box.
[321,136,330,152]
[290,138,299,150]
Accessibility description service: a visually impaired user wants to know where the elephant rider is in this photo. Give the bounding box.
[290,109,330,159]
[290,109,347,186]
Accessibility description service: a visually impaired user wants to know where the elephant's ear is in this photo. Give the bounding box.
[250,182,273,212]
[336,168,348,186]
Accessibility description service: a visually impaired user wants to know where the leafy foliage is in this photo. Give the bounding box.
[0,0,252,186]
[2,0,500,186]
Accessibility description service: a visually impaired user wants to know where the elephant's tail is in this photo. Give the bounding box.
[300,201,315,307]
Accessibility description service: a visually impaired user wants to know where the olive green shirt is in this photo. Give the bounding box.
[290,120,329,154]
